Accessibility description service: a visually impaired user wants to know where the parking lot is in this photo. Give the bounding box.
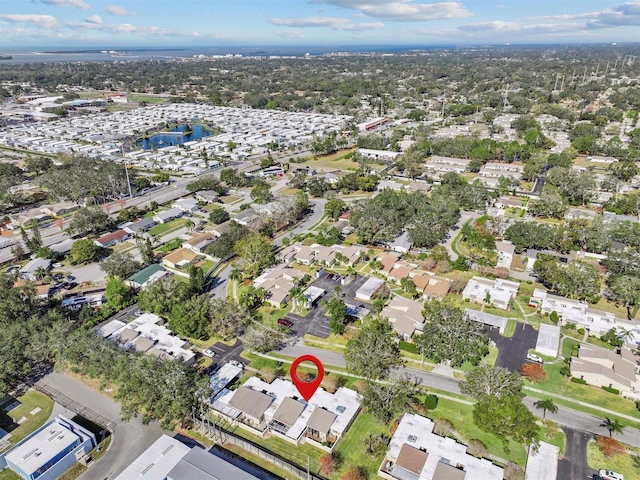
[484,322,539,372]
[287,274,372,339]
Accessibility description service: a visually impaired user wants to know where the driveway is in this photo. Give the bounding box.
[37,371,166,480]
[485,322,538,372]
[557,427,597,480]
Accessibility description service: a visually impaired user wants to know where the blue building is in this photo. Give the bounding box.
[2,416,96,480]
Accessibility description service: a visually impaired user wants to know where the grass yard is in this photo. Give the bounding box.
[334,412,390,478]
[148,218,188,236]
[589,296,639,319]
[128,95,166,104]
[0,470,20,480]
[586,439,640,479]
[561,338,580,359]
[427,397,528,466]
[155,238,183,253]
[529,364,640,423]
[299,149,360,171]
[220,195,243,204]
[540,422,566,456]
[0,391,54,451]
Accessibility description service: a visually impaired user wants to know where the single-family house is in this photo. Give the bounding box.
[195,190,220,203]
[377,180,404,191]
[20,257,51,281]
[126,264,169,289]
[462,276,519,310]
[182,231,216,254]
[172,198,198,213]
[388,231,413,253]
[233,207,260,227]
[417,275,451,299]
[379,413,504,480]
[570,344,640,400]
[122,217,156,234]
[253,265,306,308]
[153,208,184,224]
[94,229,130,248]
[39,201,79,217]
[162,247,199,269]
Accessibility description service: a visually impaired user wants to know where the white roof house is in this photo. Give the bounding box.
[535,324,561,358]
[355,277,388,301]
[20,257,51,281]
[113,435,191,480]
[462,276,519,310]
[153,208,184,224]
[379,413,504,480]
[172,198,199,212]
[213,377,360,448]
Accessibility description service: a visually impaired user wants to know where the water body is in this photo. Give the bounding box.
[138,124,212,150]
[0,45,457,64]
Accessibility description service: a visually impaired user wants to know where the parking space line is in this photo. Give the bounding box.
[212,346,226,352]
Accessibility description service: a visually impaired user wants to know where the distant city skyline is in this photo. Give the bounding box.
[0,0,638,48]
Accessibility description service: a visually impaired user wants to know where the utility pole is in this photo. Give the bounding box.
[554,74,559,91]
[560,75,565,92]
[582,66,588,83]
[121,145,133,199]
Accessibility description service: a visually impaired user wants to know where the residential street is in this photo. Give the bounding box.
[279,343,640,448]
[38,372,166,480]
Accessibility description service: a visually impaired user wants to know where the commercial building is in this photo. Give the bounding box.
[379,413,504,480]
[1,416,96,480]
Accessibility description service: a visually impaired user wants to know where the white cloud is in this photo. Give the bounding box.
[315,0,473,22]
[270,16,383,31]
[458,1,640,36]
[85,14,102,24]
[277,29,305,39]
[0,14,59,29]
[105,4,135,16]
[41,0,90,10]
[66,19,202,38]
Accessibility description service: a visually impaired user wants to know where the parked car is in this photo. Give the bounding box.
[526,353,543,364]
[202,349,216,358]
[598,470,623,480]
[278,318,293,328]
[229,360,244,369]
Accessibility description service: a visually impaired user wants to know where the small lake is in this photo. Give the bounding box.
[138,124,212,150]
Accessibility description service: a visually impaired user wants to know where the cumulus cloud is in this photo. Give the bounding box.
[459,1,640,36]
[84,14,102,24]
[315,0,472,22]
[41,0,90,10]
[66,19,201,38]
[0,14,59,29]
[105,4,135,16]
[270,16,383,31]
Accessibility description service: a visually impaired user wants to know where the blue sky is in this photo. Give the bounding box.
[0,0,638,47]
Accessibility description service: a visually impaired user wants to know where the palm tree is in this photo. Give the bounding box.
[185,219,195,233]
[229,267,243,283]
[600,417,624,438]
[533,399,557,420]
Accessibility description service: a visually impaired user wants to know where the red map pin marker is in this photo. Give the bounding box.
[290,354,324,402]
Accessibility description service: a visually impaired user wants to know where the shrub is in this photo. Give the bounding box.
[520,363,547,383]
[577,328,585,335]
[423,394,439,410]
[549,311,559,324]
[341,467,367,480]
[319,454,340,476]
[636,400,640,412]
[467,439,488,458]
[597,435,625,458]
[571,377,587,384]
[602,386,620,395]
[559,366,571,377]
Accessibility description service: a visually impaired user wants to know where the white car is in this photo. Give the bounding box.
[202,349,216,358]
[598,470,623,480]
[229,360,244,369]
[526,353,543,364]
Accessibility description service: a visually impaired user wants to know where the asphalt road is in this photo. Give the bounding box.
[209,264,232,299]
[280,344,640,447]
[485,322,539,372]
[557,427,597,480]
[273,198,326,247]
[38,371,166,480]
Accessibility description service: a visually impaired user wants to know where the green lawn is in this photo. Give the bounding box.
[427,397,528,466]
[541,423,566,456]
[0,391,54,451]
[148,218,188,236]
[128,95,166,104]
[528,364,640,423]
[220,195,243,204]
[587,440,639,479]
[334,412,389,478]
[300,149,359,171]
[0,469,20,480]
[155,238,183,253]
[561,338,580,359]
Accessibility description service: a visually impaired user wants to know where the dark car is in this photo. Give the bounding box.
[277,318,293,328]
